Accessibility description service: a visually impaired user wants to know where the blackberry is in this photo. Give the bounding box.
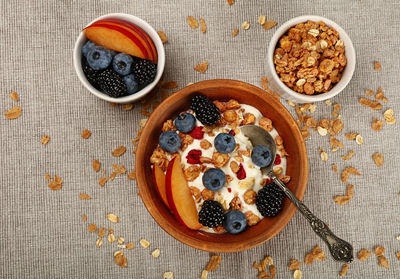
[97,69,128,98]
[82,63,100,89]
[190,95,220,126]
[256,182,284,217]
[198,200,224,228]
[131,59,157,87]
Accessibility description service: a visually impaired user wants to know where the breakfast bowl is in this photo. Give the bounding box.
[135,79,308,253]
[266,15,356,104]
[73,13,165,104]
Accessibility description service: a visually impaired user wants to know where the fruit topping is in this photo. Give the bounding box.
[159,131,182,153]
[214,133,236,154]
[202,168,226,191]
[82,40,96,58]
[256,182,284,217]
[97,69,127,97]
[198,200,224,228]
[223,210,247,234]
[174,113,196,133]
[274,154,281,165]
[131,59,157,87]
[251,145,272,167]
[190,95,220,126]
[236,163,246,180]
[112,53,134,75]
[189,126,204,139]
[123,74,139,94]
[87,46,113,70]
[82,61,100,89]
[185,149,202,164]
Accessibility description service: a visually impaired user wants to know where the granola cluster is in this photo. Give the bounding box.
[274,20,346,95]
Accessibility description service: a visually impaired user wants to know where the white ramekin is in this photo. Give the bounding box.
[265,15,356,104]
[73,13,165,104]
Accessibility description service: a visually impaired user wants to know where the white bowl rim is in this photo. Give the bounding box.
[266,15,356,103]
[73,13,165,103]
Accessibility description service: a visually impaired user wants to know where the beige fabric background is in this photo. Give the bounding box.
[1,0,400,278]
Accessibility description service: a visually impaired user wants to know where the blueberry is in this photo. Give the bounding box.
[202,168,226,191]
[82,40,96,58]
[174,113,196,133]
[223,210,247,234]
[87,46,113,70]
[123,74,139,94]
[112,53,134,75]
[159,131,181,153]
[214,133,236,154]
[251,145,272,167]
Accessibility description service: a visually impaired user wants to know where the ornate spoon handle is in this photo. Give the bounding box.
[272,176,354,263]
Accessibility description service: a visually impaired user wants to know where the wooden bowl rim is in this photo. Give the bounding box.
[135,79,308,252]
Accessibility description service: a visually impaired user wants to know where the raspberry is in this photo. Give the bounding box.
[274,154,281,165]
[189,126,204,139]
[186,149,202,164]
[198,200,224,228]
[236,163,246,180]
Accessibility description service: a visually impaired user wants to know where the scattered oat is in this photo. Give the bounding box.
[109,102,119,107]
[317,126,328,136]
[341,150,355,161]
[332,164,338,173]
[355,134,363,145]
[122,103,134,111]
[92,160,101,172]
[374,61,381,71]
[293,269,302,279]
[112,164,127,175]
[330,136,344,148]
[287,100,296,107]
[305,245,326,264]
[374,246,385,256]
[151,248,160,258]
[88,224,97,232]
[158,31,168,43]
[227,0,235,5]
[357,249,372,261]
[289,259,301,271]
[232,29,239,37]
[372,152,384,167]
[112,146,126,157]
[320,151,328,162]
[81,129,91,139]
[194,61,208,73]
[378,255,389,269]
[108,233,115,243]
[258,15,266,25]
[163,271,174,279]
[372,118,383,131]
[206,255,221,271]
[45,173,51,180]
[48,175,63,190]
[106,213,119,223]
[126,242,134,250]
[325,100,332,106]
[365,89,374,96]
[333,184,353,205]
[97,227,106,237]
[4,106,22,119]
[384,109,396,124]
[242,21,250,30]
[79,194,91,200]
[341,166,361,183]
[200,270,208,279]
[345,132,359,140]
[200,18,207,33]
[9,92,19,101]
[41,135,50,145]
[127,169,136,180]
[139,118,148,128]
[95,238,103,248]
[114,251,127,268]
[98,176,107,187]
[396,251,400,260]
[339,264,349,277]
[140,239,150,248]
[359,97,382,110]
[262,20,277,30]
[82,215,87,222]
[187,16,199,29]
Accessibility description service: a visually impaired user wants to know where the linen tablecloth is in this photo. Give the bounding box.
[1,0,399,278]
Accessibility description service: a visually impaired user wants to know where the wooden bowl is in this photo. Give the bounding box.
[135,79,308,253]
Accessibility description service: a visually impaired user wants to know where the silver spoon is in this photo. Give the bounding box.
[241,125,353,263]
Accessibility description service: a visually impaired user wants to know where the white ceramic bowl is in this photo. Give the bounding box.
[73,13,165,104]
[266,15,356,104]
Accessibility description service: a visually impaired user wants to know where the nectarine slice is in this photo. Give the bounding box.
[166,156,202,230]
[84,24,149,59]
[153,164,169,208]
[93,19,158,63]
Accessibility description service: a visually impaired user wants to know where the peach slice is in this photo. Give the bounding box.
[83,24,149,59]
[153,164,169,208]
[93,19,158,64]
[166,156,202,230]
